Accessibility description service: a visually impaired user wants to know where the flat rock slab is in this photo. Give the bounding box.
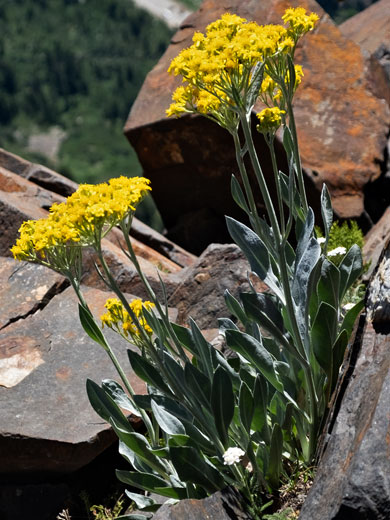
[0,280,146,476]
[300,245,390,519]
[125,0,390,253]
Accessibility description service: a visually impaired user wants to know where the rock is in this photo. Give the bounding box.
[152,487,253,520]
[124,0,390,253]
[340,0,390,104]
[0,166,64,257]
[0,279,145,475]
[168,243,267,329]
[299,243,390,520]
[363,206,390,279]
[0,147,78,197]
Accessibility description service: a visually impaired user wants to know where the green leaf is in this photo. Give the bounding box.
[225,289,248,325]
[267,423,283,490]
[189,319,213,379]
[239,382,254,433]
[295,208,315,267]
[339,245,363,301]
[321,184,333,244]
[102,379,141,417]
[211,366,235,447]
[252,375,270,442]
[125,490,159,512]
[151,400,186,435]
[231,174,250,214]
[240,292,284,341]
[311,302,338,377]
[169,322,197,356]
[317,259,340,310]
[86,379,131,431]
[282,127,294,160]
[226,217,284,303]
[111,419,168,474]
[116,470,187,499]
[170,446,224,493]
[79,303,109,350]
[340,299,364,337]
[184,362,211,409]
[119,441,152,473]
[247,61,265,108]
[127,349,172,395]
[225,330,284,393]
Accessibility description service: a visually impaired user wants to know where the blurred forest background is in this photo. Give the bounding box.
[0,0,377,229]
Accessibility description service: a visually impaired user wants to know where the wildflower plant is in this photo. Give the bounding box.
[11,7,364,519]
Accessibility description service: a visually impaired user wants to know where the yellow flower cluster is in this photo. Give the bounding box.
[101,298,155,339]
[11,176,151,265]
[282,7,319,40]
[166,8,318,121]
[256,107,285,134]
[260,64,304,106]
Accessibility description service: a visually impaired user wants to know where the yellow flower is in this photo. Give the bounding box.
[282,7,319,38]
[101,298,155,340]
[256,107,285,134]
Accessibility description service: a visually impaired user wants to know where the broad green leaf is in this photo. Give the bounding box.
[224,289,248,325]
[292,236,321,347]
[267,423,283,490]
[340,299,364,337]
[295,208,315,268]
[184,362,212,409]
[168,434,196,448]
[116,470,187,499]
[190,318,213,379]
[180,420,215,453]
[127,349,171,395]
[231,174,250,214]
[86,379,131,431]
[210,347,241,386]
[119,441,152,473]
[111,419,167,475]
[311,302,338,377]
[170,446,225,493]
[218,317,239,333]
[161,351,186,392]
[339,245,363,301]
[79,303,109,350]
[102,379,141,417]
[240,292,284,338]
[287,54,296,97]
[282,126,294,160]
[321,184,333,244]
[252,375,270,442]
[317,259,340,310]
[226,217,284,303]
[211,366,235,447]
[239,382,254,433]
[225,329,284,393]
[136,394,193,423]
[125,490,159,512]
[170,322,197,356]
[151,400,186,435]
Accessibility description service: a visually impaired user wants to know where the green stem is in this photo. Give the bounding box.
[285,97,308,215]
[231,130,263,237]
[239,112,281,245]
[268,136,285,237]
[68,274,158,446]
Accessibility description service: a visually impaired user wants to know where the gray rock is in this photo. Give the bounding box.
[152,487,253,520]
[299,242,390,520]
[168,243,267,329]
[0,279,145,475]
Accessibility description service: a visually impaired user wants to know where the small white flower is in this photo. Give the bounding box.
[343,302,355,311]
[317,237,326,245]
[246,461,253,472]
[223,447,245,465]
[328,246,346,257]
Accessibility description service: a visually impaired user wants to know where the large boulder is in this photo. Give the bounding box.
[299,243,390,519]
[124,0,390,253]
